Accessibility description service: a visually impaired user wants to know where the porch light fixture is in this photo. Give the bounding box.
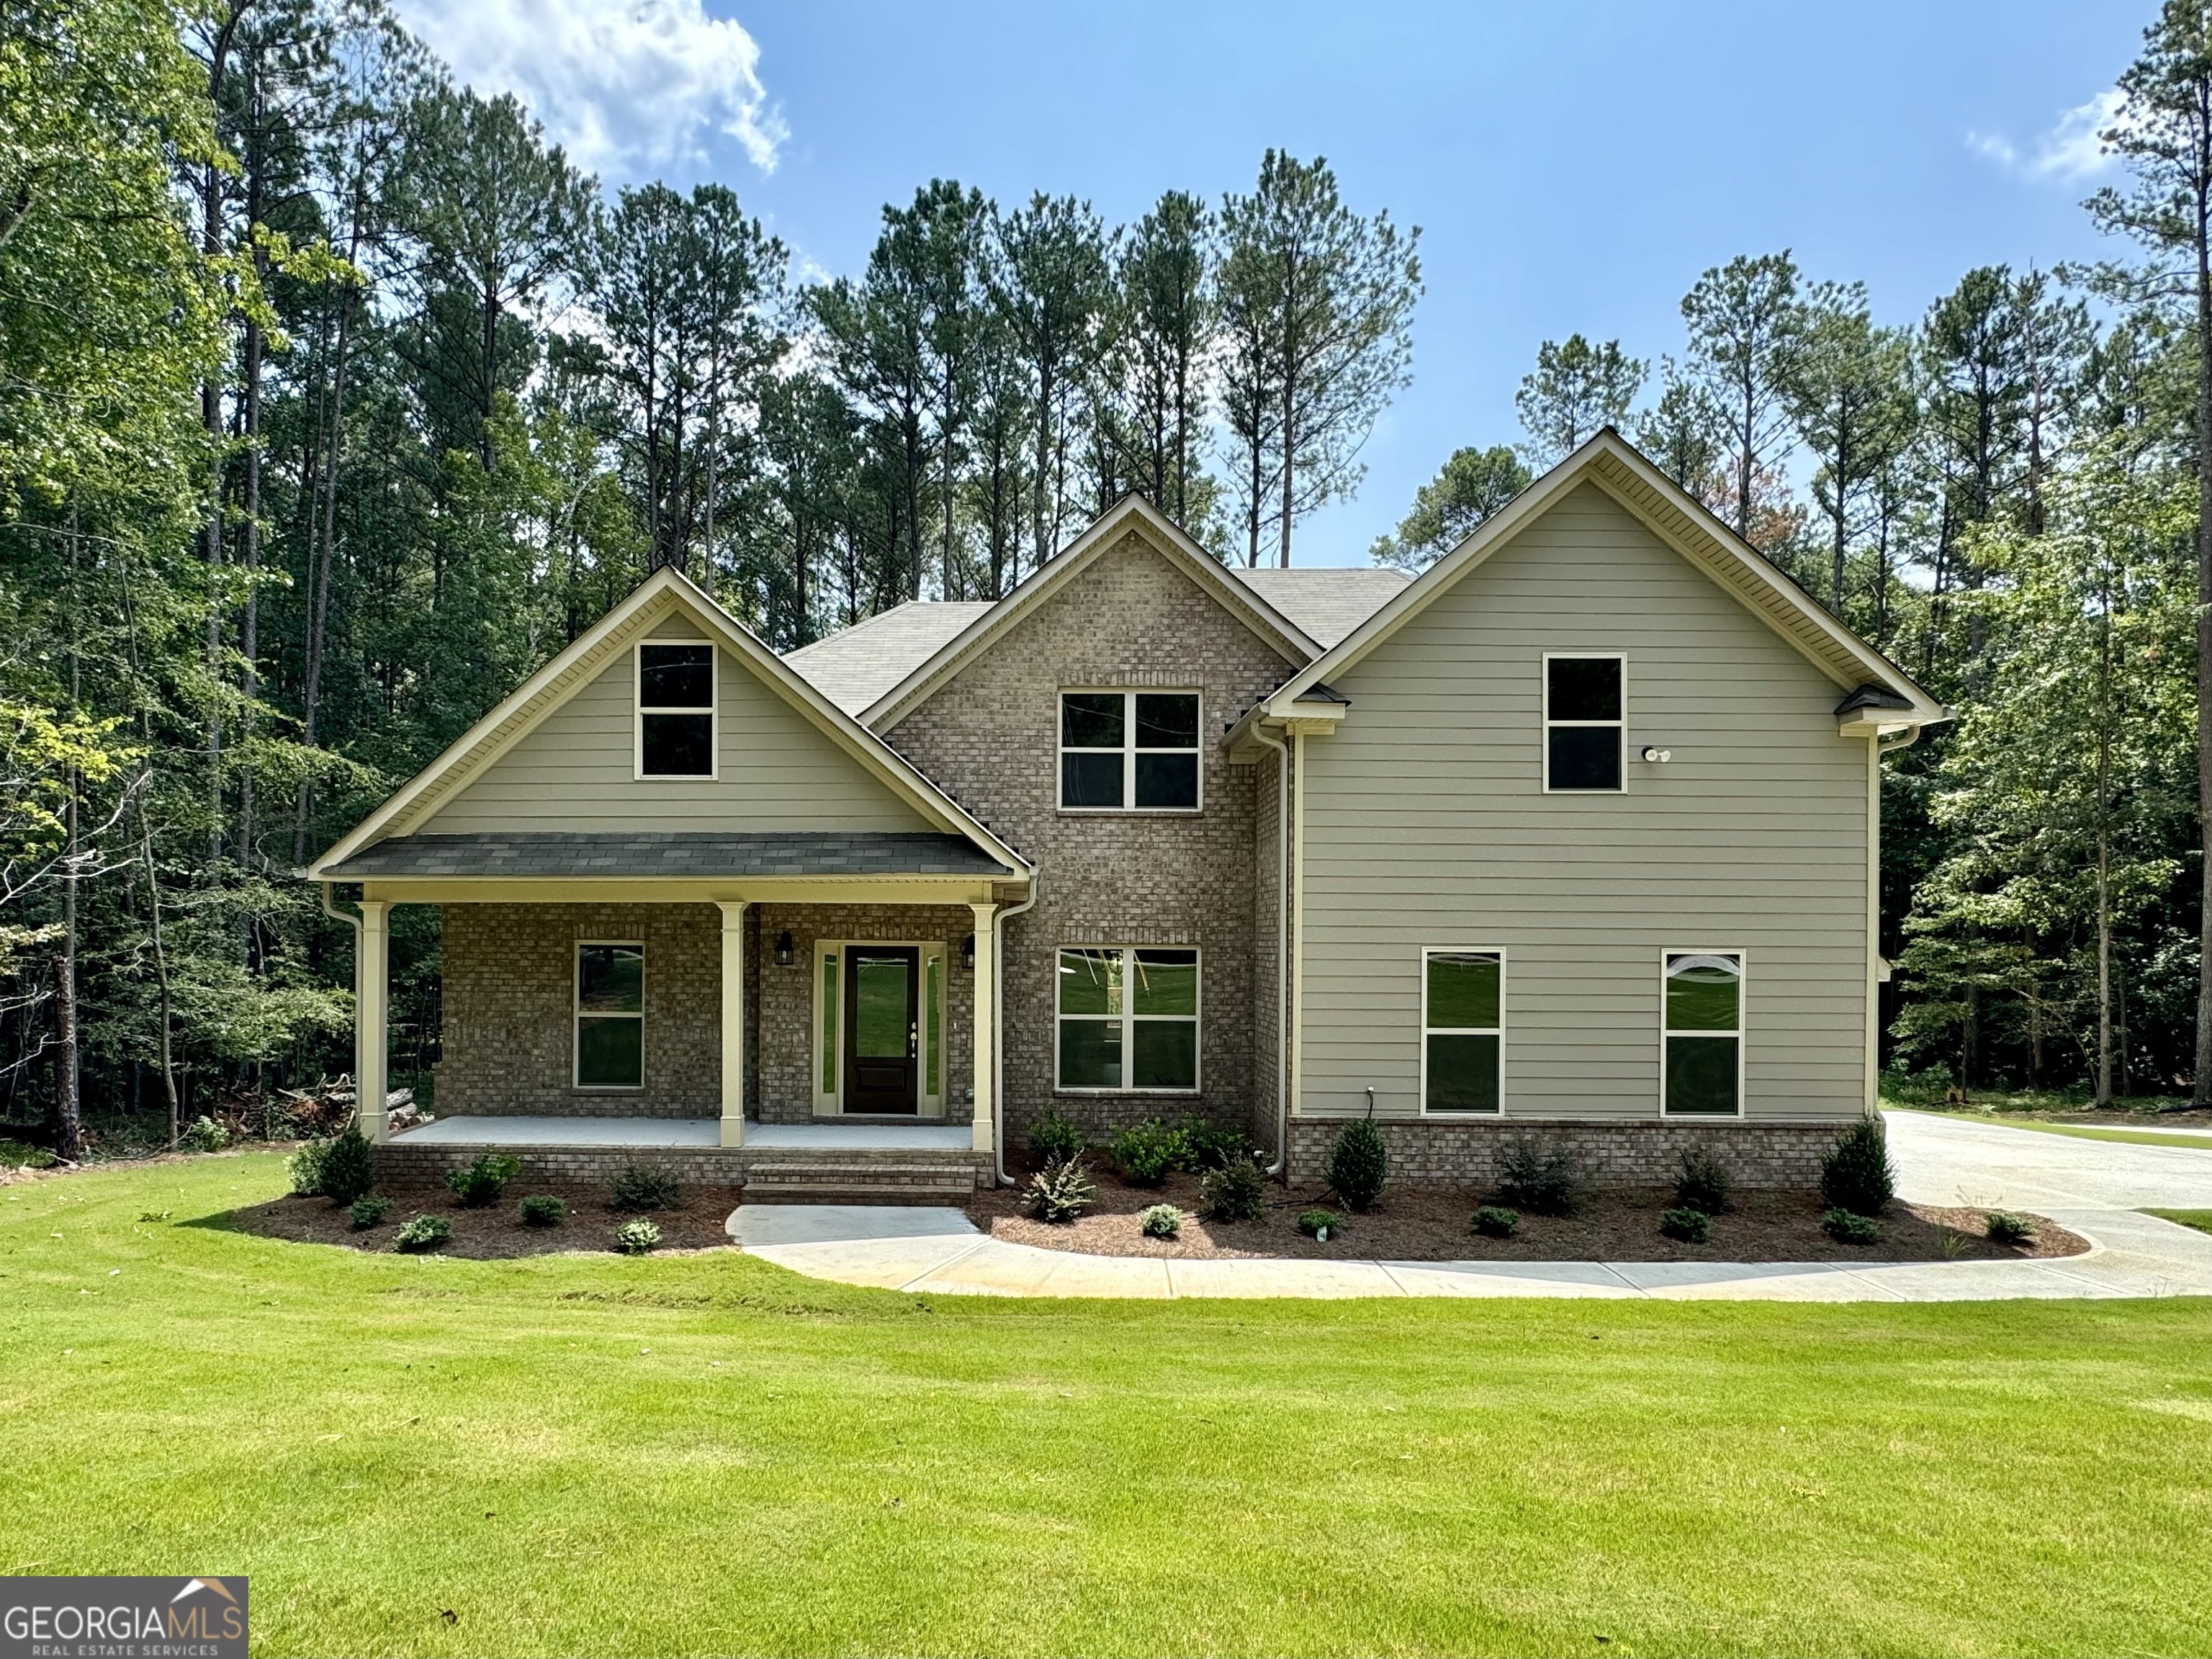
[775,929,796,967]
[961,932,975,971]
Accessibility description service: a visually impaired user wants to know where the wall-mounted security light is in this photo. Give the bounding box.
[1640,746,1672,763]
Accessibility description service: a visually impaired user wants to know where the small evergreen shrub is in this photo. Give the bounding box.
[610,1163,681,1212]
[1298,1208,1342,1241]
[394,1213,451,1253]
[1199,1159,1267,1223]
[1493,1141,1581,1216]
[1110,1118,1187,1187]
[1029,1108,1085,1168]
[1327,1118,1388,1212]
[318,1127,377,1208]
[1822,1208,1881,1245]
[1472,1205,1520,1239]
[613,1217,663,1254]
[446,1152,520,1208]
[1179,1117,1255,1172]
[287,1138,331,1197]
[1659,1206,1711,1244]
[1673,1146,1732,1215]
[518,1195,567,1228]
[1984,1210,2037,1246]
[348,1195,390,1231]
[178,1115,228,1154]
[1022,1156,1094,1223]
[1819,1119,1894,1215]
[1138,1203,1182,1239]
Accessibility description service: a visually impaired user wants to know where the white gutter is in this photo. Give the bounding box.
[990,875,1040,1187]
[1254,724,1291,1177]
[320,881,364,1098]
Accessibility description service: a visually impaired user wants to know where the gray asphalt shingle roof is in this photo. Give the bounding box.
[783,601,997,715]
[323,831,1019,879]
[1226,567,1411,647]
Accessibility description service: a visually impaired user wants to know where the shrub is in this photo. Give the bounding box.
[178,1115,228,1154]
[1022,1156,1094,1223]
[318,1128,377,1208]
[1472,1205,1520,1238]
[1138,1203,1182,1239]
[1984,1210,2037,1246]
[1493,1141,1581,1216]
[518,1195,567,1228]
[393,1213,451,1253]
[348,1196,390,1231]
[1327,1118,1388,1212]
[1819,1119,1894,1215]
[1179,1117,1255,1172]
[1110,1118,1187,1187]
[0,1138,56,1169]
[286,1138,331,1197]
[613,1217,663,1255]
[1673,1146,1732,1215]
[1029,1108,1085,1168]
[1298,1208,1342,1241]
[1659,1206,1711,1244]
[609,1163,681,1213]
[1199,1159,1267,1223]
[1822,1208,1881,1245]
[446,1153,520,1209]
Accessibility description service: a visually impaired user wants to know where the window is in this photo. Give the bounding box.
[1059,691,1200,810]
[637,644,714,777]
[1544,654,1623,791]
[1056,946,1200,1091]
[1424,949,1502,1113]
[576,943,644,1088]
[1663,952,1743,1116]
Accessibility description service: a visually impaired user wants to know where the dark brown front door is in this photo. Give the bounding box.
[844,947,919,1114]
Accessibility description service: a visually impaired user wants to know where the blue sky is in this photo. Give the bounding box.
[396,0,2149,566]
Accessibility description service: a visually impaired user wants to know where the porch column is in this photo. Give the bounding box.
[356,900,390,1146]
[718,901,750,1147]
[968,902,996,1154]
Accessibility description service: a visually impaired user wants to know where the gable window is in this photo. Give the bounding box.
[1423,948,1502,1113]
[1544,654,1623,791]
[1663,951,1743,1116]
[637,643,715,777]
[1056,946,1200,1091]
[1060,691,1200,810]
[576,943,644,1089]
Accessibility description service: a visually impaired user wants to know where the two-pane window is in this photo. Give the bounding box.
[1060,691,1200,810]
[576,943,644,1088]
[1545,655,1623,791]
[1056,946,1199,1090]
[1424,949,1502,1113]
[1663,952,1743,1115]
[637,644,715,777]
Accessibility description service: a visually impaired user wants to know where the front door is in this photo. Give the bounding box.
[844,946,919,1113]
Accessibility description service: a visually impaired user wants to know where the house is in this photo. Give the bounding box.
[307,431,1945,1197]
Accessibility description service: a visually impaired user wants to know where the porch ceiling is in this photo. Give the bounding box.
[323,830,1018,881]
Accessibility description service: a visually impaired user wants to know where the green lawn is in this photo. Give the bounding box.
[2144,1209,2212,1236]
[5,1155,2211,1658]
[1888,1108,2212,1152]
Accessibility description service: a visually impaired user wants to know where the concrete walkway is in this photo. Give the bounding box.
[729,1110,2212,1301]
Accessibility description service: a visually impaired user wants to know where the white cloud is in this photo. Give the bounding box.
[395,0,786,177]
[1967,89,2123,185]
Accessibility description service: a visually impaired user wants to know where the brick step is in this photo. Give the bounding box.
[743,1160,981,1191]
[740,1179,979,1206]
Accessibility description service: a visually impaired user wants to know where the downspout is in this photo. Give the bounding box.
[991,872,1040,1187]
[1254,724,1291,1176]
[320,880,364,1089]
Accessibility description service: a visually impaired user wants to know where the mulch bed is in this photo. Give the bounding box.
[231,1180,745,1258]
[967,1164,2090,1264]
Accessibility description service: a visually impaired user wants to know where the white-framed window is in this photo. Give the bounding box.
[1056,946,1200,1092]
[1663,950,1743,1116]
[1543,652,1624,791]
[636,642,716,778]
[1059,690,1201,811]
[1422,948,1503,1114]
[575,941,644,1089]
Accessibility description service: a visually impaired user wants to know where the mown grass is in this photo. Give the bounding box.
[2143,1208,2212,1236]
[4,1154,2210,1657]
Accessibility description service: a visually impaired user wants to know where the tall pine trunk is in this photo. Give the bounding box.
[2195,169,2212,1105]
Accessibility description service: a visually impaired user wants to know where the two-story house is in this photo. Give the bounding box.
[309,431,1944,1199]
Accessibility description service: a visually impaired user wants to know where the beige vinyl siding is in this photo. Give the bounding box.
[1297,481,1869,1123]
[422,646,936,834]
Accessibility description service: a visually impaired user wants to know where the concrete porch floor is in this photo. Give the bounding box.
[397,1115,975,1151]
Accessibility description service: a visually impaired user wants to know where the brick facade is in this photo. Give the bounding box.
[884,533,1296,1148]
[1286,1117,1848,1190]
